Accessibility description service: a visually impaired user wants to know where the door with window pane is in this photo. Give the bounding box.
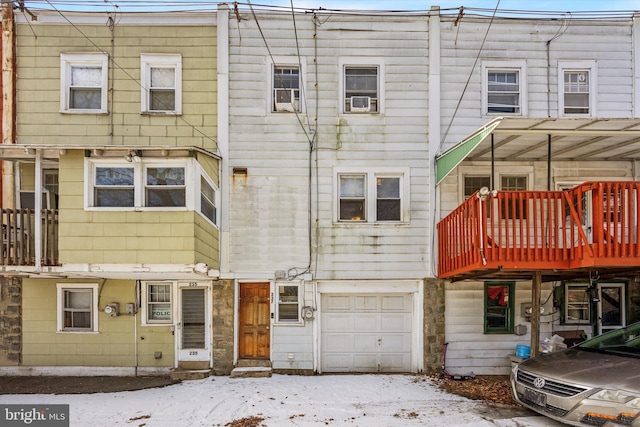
[598,283,625,335]
[177,283,211,367]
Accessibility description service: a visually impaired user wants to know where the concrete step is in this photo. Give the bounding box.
[230,366,272,379]
[236,359,272,368]
[170,368,212,381]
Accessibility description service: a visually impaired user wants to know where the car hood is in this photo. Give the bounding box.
[518,349,640,393]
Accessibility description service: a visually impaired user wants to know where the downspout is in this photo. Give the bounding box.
[34,149,42,270]
[217,4,230,276]
[429,6,441,278]
[2,2,15,209]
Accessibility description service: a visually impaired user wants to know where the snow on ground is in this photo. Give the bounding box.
[0,374,563,427]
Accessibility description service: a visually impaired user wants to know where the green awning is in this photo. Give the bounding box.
[435,119,501,185]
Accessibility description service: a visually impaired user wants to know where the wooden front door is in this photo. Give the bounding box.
[239,283,271,359]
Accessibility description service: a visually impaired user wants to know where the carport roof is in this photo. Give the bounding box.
[435,117,640,185]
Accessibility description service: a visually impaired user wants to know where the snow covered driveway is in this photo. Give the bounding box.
[0,374,563,426]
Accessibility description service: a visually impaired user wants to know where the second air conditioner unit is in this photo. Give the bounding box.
[350,96,371,112]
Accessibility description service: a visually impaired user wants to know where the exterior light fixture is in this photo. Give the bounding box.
[125,150,142,163]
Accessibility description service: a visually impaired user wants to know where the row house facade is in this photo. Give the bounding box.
[1,2,640,378]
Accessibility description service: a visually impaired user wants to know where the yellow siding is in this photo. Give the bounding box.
[16,22,217,153]
[58,152,218,266]
[22,279,174,368]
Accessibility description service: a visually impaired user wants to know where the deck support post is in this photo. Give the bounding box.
[530,270,542,357]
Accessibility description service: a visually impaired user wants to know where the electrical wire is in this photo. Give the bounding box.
[40,0,219,148]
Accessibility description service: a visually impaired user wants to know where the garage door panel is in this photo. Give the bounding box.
[321,293,413,373]
[353,354,378,371]
[323,333,354,352]
[380,354,410,371]
[354,295,379,310]
[323,354,352,372]
[324,295,352,310]
[353,313,379,331]
[380,313,411,331]
[381,295,409,311]
[380,334,410,352]
[354,334,379,352]
[323,313,353,331]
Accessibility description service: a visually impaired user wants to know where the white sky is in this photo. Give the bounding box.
[24,0,640,13]
[0,374,564,426]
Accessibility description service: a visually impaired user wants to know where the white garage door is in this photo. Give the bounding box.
[321,293,413,373]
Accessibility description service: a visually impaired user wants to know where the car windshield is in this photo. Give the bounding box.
[577,321,640,357]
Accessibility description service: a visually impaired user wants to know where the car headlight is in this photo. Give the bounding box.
[591,389,635,404]
[627,398,640,410]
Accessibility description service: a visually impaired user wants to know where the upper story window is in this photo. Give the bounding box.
[141,54,182,114]
[86,157,219,226]
[60,53,108,113]
[336,168,407,223]
[56,283,99,333]
[482,61,526,116]
[559,61,597,117]
[199,176,217,224]
[340,58,383,114]
[273,65,300,113]
[145,167,186,207]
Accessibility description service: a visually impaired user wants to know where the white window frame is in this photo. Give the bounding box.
[85,159,190,210]
[558,61,597,117]
[141,281,176,326]
[56,283,99,333]
[60,53,108,114]
[196,169,219,226]
[334,167,409,223]
[275,282,302,324]
[268,57,306,114]
[564,282,590,324]
[481,61,527,116]
[339,57,385,115]
[457,166,533,204]
[141,54,182,114]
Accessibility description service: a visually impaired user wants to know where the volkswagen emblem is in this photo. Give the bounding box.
[533,377,546,389]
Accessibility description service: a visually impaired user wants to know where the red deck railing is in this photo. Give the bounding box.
[437,181,640,279]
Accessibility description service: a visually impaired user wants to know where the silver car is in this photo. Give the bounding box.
[511,321,640,427]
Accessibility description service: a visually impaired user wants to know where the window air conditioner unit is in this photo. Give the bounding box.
[350,96,371,112]
[274,88,298,112]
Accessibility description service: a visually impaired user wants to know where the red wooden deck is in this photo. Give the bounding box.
[437,182,640,281]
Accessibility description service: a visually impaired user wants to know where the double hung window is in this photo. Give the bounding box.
[277,285,300,322]
[482,61,526,116]
[340,58,383,114]
[141,54,182,114]
[559,61,596,117]
[273,65,300,112]
[60,53,108,113]
[337,169,406,223]
[57,283,99,333]
[87,158,218,225]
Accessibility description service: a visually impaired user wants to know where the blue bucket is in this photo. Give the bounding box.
[516,344,531,359]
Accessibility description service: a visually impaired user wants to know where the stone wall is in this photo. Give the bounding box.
[423,278,445,373]
[0,277,21,365]
[211,279,234,375]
